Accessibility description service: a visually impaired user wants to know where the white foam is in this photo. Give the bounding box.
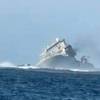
[0,61,16,67]
[18,65,38,69]
[0,61,41,69]
[0,62,98,72]
[69,68,90,72]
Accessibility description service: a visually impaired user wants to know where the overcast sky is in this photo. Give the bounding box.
[0,0,100,66]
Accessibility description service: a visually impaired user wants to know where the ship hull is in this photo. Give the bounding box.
[37,55,94,70]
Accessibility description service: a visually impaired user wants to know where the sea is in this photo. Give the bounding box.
[0,68,100,100]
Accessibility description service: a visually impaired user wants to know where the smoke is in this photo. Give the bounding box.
[73,33,100,68]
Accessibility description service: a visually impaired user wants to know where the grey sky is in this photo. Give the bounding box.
[0,0,100,66]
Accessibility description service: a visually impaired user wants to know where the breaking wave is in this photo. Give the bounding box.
[69,68,90,72]
[0,61,16,67]
[0,61,98,72]
[0,61,38,69]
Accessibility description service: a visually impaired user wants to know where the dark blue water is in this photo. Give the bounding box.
[0,68,100,100]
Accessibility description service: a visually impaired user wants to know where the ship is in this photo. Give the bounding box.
[37,38,94,70]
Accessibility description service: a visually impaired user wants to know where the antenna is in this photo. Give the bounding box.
[56,38,60,42]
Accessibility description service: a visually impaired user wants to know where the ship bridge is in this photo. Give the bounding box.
[40,38,76,61]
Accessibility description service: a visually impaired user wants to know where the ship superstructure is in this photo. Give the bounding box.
[37,38,94,70]
[39,38,75,62]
